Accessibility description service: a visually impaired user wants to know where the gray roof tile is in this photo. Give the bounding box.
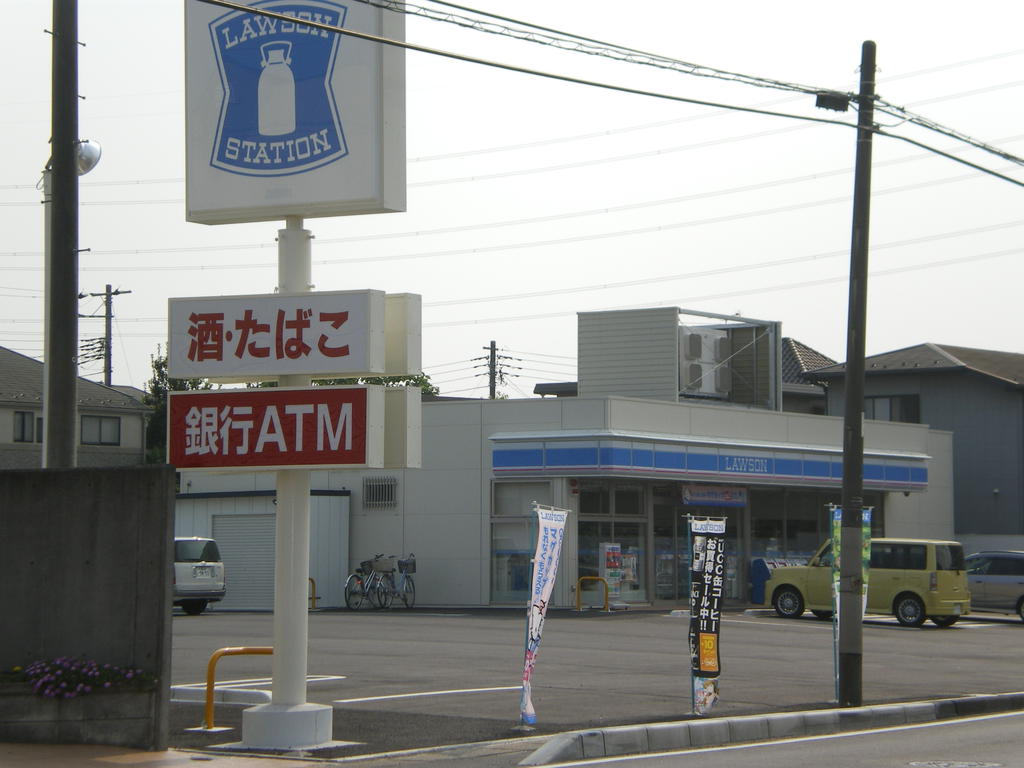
[0,346,147,410]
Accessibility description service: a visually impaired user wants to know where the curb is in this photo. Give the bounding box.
[170,686,271,705]
[519,692,1024,765]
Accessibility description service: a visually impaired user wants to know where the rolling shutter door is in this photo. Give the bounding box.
[213,514,275,610]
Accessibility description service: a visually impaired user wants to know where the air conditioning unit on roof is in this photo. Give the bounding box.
[679,326,730,398]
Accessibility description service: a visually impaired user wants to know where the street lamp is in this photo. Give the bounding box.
[42,138,101,469]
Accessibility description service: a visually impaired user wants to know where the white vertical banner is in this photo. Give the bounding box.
[520,502,569,726]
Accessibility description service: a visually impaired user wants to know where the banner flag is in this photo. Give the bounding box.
[688,517,727,715]
[520,503,569,725]
[829,504,872,698]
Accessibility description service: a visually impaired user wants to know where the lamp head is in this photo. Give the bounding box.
[75,140,102,175]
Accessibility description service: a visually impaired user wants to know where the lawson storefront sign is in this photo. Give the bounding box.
[490,433,928,492]
[185,0,405,224]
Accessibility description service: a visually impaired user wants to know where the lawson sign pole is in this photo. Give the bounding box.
[183,0,408,749]
[243,215,334,744]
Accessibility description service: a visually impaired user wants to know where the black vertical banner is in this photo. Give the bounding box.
[688,518,726,714]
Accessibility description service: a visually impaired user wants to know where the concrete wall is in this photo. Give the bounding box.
[0,466,175,749]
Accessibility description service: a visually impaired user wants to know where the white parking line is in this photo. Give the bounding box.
[175,674,346,690]
[334,685,521,704]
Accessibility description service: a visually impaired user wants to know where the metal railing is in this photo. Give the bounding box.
[575,576,610,612]
[202,646,273,730]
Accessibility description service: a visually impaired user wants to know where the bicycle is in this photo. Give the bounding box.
[344,555,392,610]
[376,553,416,609]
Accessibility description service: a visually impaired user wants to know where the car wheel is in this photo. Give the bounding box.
[182,599,207,616]
[894,594,926,627]
[811,610,834,620]
[930,615,958,627]
[772,586,805,618]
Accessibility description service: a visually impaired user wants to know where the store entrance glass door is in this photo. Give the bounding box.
[654,502,687,601]
[578,520,648,604]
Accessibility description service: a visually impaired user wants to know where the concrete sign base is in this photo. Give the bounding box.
[241,702,333,749]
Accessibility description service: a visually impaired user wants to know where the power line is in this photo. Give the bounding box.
[197,0,859,129]
[361,0,827,95]
[196,0,1022,180]
[424,245,1023,328]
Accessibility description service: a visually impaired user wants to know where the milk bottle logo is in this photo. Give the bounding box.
[258,42,295,136]
[208,0,349,177]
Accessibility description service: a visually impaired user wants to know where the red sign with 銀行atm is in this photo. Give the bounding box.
[168,386,383,470]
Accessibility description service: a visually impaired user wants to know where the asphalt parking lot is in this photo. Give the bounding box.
[169,607,1024,761]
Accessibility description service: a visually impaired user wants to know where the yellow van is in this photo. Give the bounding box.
[763,538,970,627]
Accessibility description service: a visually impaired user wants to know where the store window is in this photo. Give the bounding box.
[81,415,120,446]
[750,488,884,561]
[491,481,551,604]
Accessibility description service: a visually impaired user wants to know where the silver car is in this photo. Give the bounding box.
[173,537,226,615]
[966,551,1024,622]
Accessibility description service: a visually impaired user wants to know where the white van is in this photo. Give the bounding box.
[173,537,226,615]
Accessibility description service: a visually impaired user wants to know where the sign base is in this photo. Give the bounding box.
[242,702,333,749]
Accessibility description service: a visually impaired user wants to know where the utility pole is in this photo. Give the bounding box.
[478,341,520,399]
[43,0,80,468]
[487,340,497,399]
[838,40,877,708]
[86,284,132,385]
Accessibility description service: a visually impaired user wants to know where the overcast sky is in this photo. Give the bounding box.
[2,1,1022,398]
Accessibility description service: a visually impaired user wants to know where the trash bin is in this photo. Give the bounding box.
[749,558,772,605]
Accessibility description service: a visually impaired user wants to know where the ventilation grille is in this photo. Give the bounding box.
[363,476,398,509]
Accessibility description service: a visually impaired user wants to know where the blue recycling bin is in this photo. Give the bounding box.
[749,558,773,605]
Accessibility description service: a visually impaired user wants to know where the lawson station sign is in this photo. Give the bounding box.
[185,0,405,224]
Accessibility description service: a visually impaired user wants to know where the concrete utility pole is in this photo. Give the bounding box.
[87,284,132,386]
[43,0,80,468]
[487,340,497,399]
[838,40,877,708]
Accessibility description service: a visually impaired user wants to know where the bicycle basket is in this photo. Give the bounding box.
[359,559,374,572]
[398,557,416,574]
[371,555,396,572]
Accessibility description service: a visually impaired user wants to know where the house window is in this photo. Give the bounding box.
[14,411,41,443]
[864,395,920,424]
[81,415,121,446]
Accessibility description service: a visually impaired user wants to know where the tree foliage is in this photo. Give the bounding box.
[142,352,211,464]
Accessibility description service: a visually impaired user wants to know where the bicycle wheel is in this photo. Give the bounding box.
[400,575,416,608]
[344,573,367,610]
[377,573,395,609]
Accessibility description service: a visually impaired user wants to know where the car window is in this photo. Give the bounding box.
[935,545,964,571]
[966,556,990,575]
[990,556,1024,576]
[871,543,925,569]
[815,542,834,567]
[175,539,221,562]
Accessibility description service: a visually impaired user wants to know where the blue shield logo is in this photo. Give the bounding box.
[208,1,348,177]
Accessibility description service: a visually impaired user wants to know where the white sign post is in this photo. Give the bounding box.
[183,0,408,750]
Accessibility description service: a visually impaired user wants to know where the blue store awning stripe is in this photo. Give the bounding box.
[491,437,928,491]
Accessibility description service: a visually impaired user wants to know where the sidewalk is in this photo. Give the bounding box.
[0,742,321,767]
[7,691,1024,768]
